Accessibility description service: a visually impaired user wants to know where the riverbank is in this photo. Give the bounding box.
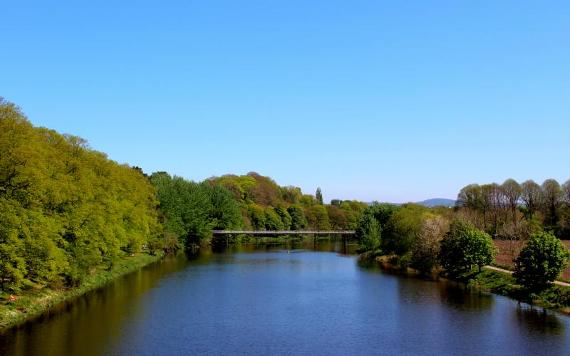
[0,252,163,332]
[364,254,570,316]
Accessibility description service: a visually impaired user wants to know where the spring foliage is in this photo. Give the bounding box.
[0,99,161,291]
[439,220,495,277]
[513,232,570,291]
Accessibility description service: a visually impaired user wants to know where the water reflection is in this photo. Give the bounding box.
[1,240,569,356]
[438,283,494,311]
[514,305,565,334]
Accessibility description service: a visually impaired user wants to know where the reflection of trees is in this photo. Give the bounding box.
[0,254,192,356]
[514,306,564,334]
[437,282,494,311]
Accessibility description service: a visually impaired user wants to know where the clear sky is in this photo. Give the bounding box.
[2,1,569,203]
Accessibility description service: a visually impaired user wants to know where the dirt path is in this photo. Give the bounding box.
[483,265,570,288]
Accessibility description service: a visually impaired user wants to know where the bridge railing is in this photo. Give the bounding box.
[211,230,355,236]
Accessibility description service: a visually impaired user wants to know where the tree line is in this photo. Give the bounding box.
[457,178,570,240]
[0,99,367,293]
[206,172,367,232]
[355,178,570,295]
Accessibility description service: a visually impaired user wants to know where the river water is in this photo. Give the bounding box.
[1,240,569,355]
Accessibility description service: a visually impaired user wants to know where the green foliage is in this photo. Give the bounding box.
[273,206,292,230]
[150,173,242,248]
[356,213,381,252]
[207,184,242,230]
[439,220,495,278]
[0,199,27,292]
[209,172,363,231]
[0,99,161,291]
[326,205,348,230]
[385,204,428,255]
[513,232,570,292]
[305,205,331,230]
[247,203,266,230]
[264,208,284,230]
[287,205,308,230]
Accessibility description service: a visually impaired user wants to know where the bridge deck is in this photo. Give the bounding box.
[212,230,355,236]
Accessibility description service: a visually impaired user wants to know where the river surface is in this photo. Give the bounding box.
[1,240,569,356]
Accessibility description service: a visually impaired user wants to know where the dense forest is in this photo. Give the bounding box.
[0,99,161,292]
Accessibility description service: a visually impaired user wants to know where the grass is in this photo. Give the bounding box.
[468,269,570,314]
[0,252,163,332]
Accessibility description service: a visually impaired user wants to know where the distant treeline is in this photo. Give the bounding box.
[148,172,367,248]
[0,99,366,293]
[456,179,570,240]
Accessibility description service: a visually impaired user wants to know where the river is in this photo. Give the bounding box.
[1,240,569,355]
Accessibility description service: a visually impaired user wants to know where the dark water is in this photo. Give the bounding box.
[1,240,569,356]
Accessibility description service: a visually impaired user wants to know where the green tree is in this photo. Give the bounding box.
[326,205,348,230]
[513,232,570,292]
[439,220,495,277]
[247,203,266,230]
[385,204,427,255]
[264,208,284,230]
[1,99,161,289]
[306,205,330,230]
[287,205,308,230]
[206,183,242,230]
[356,213,381,252]
[274,206,292,230]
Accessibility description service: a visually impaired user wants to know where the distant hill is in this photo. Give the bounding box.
[416,198,456,208]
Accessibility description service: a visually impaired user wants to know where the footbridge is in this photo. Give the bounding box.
[212,230,355,236]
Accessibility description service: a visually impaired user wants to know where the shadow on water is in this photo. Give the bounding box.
[513,304,565,334]
[0,255,192,356]
[358,255,567,339]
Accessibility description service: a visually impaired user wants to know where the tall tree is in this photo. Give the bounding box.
[541,179,562,229]
[501,179,521,226]
[457,184,482,211]
[521,180,542,218]
[315,187,323,205]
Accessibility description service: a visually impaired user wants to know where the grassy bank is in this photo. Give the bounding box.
[0,252,163,332]
[364,253,570,316]
[469,269,570,315]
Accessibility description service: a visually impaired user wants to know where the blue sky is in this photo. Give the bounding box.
[2,1,569,202]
